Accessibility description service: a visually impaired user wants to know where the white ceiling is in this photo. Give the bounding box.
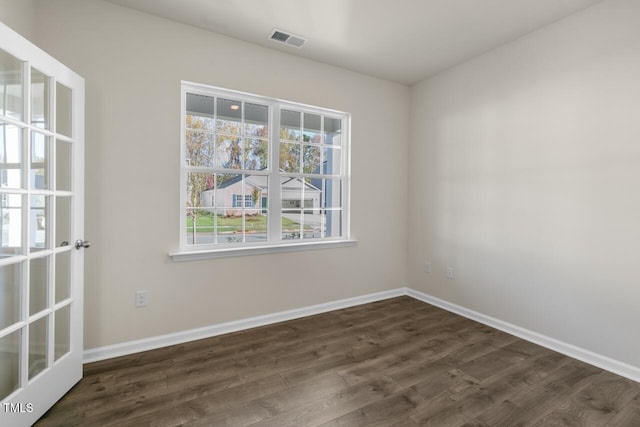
[106,0,603,85]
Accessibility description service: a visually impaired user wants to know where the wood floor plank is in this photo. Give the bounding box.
[248,376,403,427]
[606,391,640,426]
[35,296,640,426]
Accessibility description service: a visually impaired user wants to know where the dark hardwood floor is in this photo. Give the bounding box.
[36,297,640,426]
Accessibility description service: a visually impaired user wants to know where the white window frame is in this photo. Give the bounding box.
[171,82,356,261]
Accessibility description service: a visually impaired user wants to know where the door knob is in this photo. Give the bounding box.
[75,239,91,250]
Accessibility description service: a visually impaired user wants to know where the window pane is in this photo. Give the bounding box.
[243,175,267,242]
[324,117,342,145]
[245,211,267,242]
[216,210,243,243]
[56,196,71,248]
[280,109,301,141]
[29,315,48,379]
[30,195,48,251]
[56,82,72,137]
[281,176,302,209]
[54,304,70,361]
[279,142,300,173]
[303,145,321,174]
[55,139,71,191]
[324,209,343,238]
[31,67,50,130]
[186,93,214,131]
[303,210,322,239]
[186,208,214,245]
[185,131,214,167]
[244,139,268,170]
[186,172,215,209]
[55,250,70,303]
[216,135,242,169]
[0,49,23,121]
[244,103,268,137]
[216,98,241,135]
[31,132,50,190]
[322,146,341,175]
[30,256,48,315]
[282,210,301,240]
[323,179,342,209]
[303,113,322,143]
[0,262,21,330]
[0,329,20,400]
[1,194,23,255]
[0,123,22,189]
[242,175,265,210]
[214,173,242,208]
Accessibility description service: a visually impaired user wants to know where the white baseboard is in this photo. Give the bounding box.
[83,286,640,384]
[406,288,640,383]
[83,288,406,363]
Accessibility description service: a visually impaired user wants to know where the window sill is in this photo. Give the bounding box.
[169,239,358,262]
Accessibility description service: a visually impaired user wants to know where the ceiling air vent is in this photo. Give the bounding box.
[268,28,308,49]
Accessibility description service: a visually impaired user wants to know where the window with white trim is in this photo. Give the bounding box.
[181,82,350,251]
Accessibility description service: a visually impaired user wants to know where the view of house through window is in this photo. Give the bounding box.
[182,83,349,249]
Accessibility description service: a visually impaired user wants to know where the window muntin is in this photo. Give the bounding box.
[181,83,349,251]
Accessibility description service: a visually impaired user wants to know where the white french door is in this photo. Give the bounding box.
[0,22,85,426]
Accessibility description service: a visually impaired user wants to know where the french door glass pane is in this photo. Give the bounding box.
[56,196,71,248]
[29,316,48,379]
[55,250,70,303]
[54,305,70,361]
[30,194,48,251]
[0,49,23,121]
[0,123,23,188]
[31,67,50,130]
[0,329,21,400]
[31,132,50,190]
[0,262,22,329]
[1,194,23,255]
[55,82,72,137]
[29,257,48,315]
[55,140,71,191]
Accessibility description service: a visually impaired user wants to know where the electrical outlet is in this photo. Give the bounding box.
[446,266,454,280]
[135,290,148,308]
[424,262,431,273]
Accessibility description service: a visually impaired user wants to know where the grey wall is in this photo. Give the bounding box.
[408,0,640,368]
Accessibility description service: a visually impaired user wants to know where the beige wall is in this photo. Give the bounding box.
[409,0,640,367]
[0,0,36,42]
[9,0,409,350]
